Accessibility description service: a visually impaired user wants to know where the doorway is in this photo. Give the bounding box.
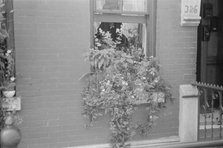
[197,0,223,85]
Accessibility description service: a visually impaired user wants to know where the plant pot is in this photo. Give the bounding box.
[3,90,16,98]
[0,115,22,148]
[0,125,22,148]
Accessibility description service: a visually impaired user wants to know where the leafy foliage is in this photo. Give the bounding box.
[81,27,171,148]
[0,101,6,129]
[0,1,17,129]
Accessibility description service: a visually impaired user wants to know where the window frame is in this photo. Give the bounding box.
[90,0,157,57]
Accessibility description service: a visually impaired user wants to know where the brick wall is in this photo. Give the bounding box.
[157,0,197,93]
[14,0,111,147]
[13,0,198,147]
[155,0,198,142]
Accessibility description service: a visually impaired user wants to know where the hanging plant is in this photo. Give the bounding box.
[0,1,8,129]
[0,0,18,130]
[80,31,172,148]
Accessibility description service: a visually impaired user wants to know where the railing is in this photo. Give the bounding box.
[192,82,223,141]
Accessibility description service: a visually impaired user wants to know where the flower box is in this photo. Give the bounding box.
[133,92,165,105]
[2,97,21,111]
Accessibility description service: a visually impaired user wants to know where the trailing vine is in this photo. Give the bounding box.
[81,29,171,148]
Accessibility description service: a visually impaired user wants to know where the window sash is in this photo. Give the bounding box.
[90,0,156,57]
[94,0,148,15]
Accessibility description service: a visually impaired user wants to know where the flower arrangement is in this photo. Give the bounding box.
[80,31,171,148]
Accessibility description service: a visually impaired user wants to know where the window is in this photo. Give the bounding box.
[95,0,147,13]
[90,0,157,56]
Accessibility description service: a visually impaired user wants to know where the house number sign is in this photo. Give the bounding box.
[181,0,201,26]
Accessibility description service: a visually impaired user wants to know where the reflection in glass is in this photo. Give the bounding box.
[94,22,146,51]
[123,0,147,12]
[95,0,121,11]
[95,0,147,13]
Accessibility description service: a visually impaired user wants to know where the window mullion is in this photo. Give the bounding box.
[120,0,123,13]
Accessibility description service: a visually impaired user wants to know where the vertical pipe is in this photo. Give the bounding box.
[197,88,201,141]
[218,91,223,138]
[211,90,215,139]
[204,88,208,139]
[146,0,156,57]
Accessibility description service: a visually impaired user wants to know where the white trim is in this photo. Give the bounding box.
[64,136,179,148]
[66,143,109,148]
[94,13,147,23]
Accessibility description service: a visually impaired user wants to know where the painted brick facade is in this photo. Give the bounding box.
[155,1,198,145]
[14,0,103,147]
[13,0,198,148]
[157,0,197,92]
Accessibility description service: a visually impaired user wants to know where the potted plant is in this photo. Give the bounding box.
[2,80,16,98]
[0,111,22,148]
[80,32,172,148]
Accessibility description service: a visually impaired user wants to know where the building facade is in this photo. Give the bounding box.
[13,0,204,147]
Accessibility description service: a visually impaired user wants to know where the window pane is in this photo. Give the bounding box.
[94,22,146,51]
[95,0,147,13]
[123,0,147,12]
[121,23,146,49]
[95,0,121,11]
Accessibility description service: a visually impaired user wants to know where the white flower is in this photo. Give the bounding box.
[154,77,159,83]
[96,42,102,47]
[122,81,128,86]
[104,32,111,39]
[106,80,110,85]
[7,50,12,54]
[10,77,16,82]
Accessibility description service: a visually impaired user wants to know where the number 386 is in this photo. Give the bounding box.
[185,5,198,14]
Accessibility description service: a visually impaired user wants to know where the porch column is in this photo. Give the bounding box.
[179,84,199,142]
